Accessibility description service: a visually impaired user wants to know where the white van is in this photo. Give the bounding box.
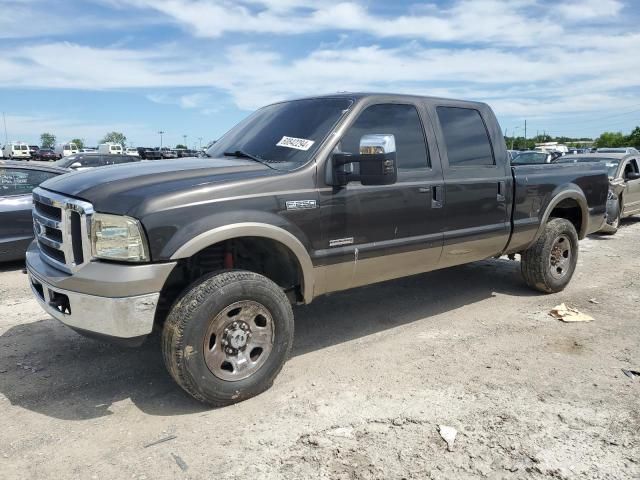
[54,143,79,158]
[98,143,124,155]
[2,142,31,160]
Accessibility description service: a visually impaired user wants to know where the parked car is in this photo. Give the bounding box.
[137,147,163,160]
[54,143,79,158]
[81,148,97,153]
[0,160,67,262]
[554,153,640,234]
[28,145,40,158]
[125,147,139,157]
[98,142,124,155]
[507,150,519,160]
[26,93,608,406]
[156,147,178,159]
[2,142,31,160]
[511,150,561,164]
[596,147,639,154]
[32,148,59,161]
[54,153,142,170]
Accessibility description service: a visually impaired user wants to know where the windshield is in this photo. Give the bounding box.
[206,97,354,170]
[555,156,620,177]
[512,152,549,164]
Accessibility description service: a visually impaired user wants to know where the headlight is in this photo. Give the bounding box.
[91,213,149,262]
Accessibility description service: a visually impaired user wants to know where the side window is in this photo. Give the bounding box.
[624,159,639,177]
[341,103,430,170]
[75,156,98,167]
[0,168,58,196]
[436,107,495,167]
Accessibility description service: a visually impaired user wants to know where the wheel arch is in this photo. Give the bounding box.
[170,222,315,303]
[533,188,589,243]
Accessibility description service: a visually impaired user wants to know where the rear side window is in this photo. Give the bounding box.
[437,107,494,167]
[0,168,58,196]
[341,103,430,170]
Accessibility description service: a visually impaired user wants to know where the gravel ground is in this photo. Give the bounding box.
[1,220,639,479]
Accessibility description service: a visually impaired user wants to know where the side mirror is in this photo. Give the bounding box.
[626,171,640,181]
[70,162,82,169]
[332,134,397,186]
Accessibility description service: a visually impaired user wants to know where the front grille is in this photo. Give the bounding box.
[32,188,94,273]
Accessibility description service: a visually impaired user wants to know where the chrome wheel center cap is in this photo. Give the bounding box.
[229,329,248,349]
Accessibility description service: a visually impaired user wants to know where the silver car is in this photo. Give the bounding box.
[0,160,67,261]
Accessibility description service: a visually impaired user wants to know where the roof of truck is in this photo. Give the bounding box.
[282,92,490,108]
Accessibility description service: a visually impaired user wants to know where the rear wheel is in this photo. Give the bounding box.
[521,218,579,293]
[162,270,294,406]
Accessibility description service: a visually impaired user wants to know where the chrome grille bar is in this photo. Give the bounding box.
[32,188,94,273]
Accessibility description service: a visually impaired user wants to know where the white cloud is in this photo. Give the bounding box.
[1,34,639,119]
[0,0,638,139]
[557,0,623,20]
[147,92,211,108]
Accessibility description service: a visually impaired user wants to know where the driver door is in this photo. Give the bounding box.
[315,102,444,295]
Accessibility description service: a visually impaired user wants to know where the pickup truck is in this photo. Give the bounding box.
[25,93,609,406]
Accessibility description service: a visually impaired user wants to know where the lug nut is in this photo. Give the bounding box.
[232,322,238,329]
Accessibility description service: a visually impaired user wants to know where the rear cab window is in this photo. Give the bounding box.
[436,106,495,167]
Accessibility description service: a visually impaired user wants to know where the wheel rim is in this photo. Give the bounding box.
[202,300,274,381]
[549,234,572,279]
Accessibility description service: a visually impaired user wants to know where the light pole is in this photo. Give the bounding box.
[183,134,187,148]
[511,126,521,150]
[158,130,165,149]
[2,112,8,145]
[198,137,203,150]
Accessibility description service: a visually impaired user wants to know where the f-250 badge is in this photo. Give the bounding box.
[285,200,317,210]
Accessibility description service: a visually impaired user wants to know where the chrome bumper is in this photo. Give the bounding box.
[26,241,176,341]
[28,269,159,339]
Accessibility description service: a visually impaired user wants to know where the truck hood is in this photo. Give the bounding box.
[40,157,279,215]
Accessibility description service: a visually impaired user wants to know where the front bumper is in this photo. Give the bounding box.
[26,241,176,343]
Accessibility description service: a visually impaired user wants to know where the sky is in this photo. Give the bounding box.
[1,0,639,148]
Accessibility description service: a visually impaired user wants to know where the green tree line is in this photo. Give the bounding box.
[505,125,639,151]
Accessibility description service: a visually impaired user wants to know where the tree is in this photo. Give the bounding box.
[626,126,640,149]
[40,133,56,149]
[594,131,626,148]
[175,144,187,149]
[70,138,84,150]
[100,131,127,146]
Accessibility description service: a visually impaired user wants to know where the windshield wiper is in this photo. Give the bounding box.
[223,149,276,170]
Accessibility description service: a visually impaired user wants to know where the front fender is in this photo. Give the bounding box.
[166,221,315,303]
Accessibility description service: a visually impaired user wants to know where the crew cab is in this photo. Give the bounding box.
[25,93,608,406]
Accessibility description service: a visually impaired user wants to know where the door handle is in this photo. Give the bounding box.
[497,181,506,202]
[431,185,443,208]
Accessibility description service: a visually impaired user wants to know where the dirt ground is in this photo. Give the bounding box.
[1,220,639,480]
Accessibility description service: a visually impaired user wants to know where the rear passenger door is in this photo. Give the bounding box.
[431,105,511,267]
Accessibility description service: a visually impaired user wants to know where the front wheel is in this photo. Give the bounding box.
[521,218,579,293]
[162,270,294,406]
[601,197,620,235]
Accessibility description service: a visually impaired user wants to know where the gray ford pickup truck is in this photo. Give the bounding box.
[26,93,608,405]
